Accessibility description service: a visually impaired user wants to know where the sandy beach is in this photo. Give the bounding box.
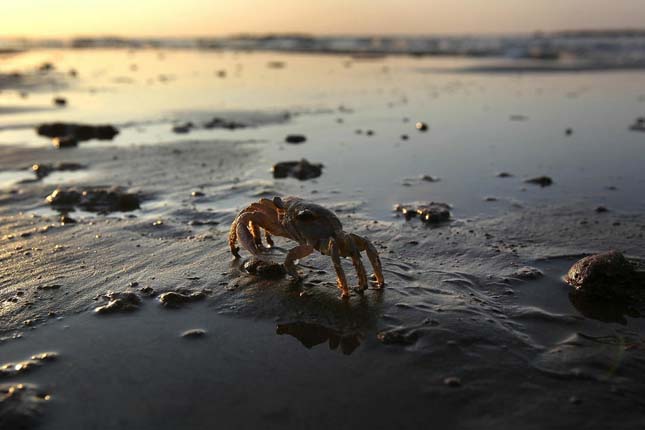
[1,47,645,429]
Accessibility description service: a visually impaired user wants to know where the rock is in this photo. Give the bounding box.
[158,291,206,308]
[443,377,461,387]
[415,122,428,131]
[36,122,119,142]
[0,383,51,429]
[59,214,76,224]
[46,187,140,213]
[172,122,193,134]
[31,162,85,180]
[565,128,573,136]
[53,97,67,107]
[497,172,513,178]
[285,134,306,144]
[629,117,645,132]
[525,176,553,187]
[203,117,246,130]
[512,266,544,280]
[595,206,609,213]
[243,258,286,279]
[420,175,439,182]
[191,191,205,197]
[272,159,323,180]
[376,329,418,345]
[181,329,207,338]
[94,291,141,314]
[564,251,637,299]
[394,202,451,224]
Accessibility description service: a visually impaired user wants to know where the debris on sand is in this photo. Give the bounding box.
[243,258,286,279]
[1,353,59,378]
[415,122,428,131]
[31,162,85,180]
[525,176,553,187]
[420,175,440,182]
[272,159,323,180]
[36,122,119,142]
[0,383,51,429]
[511,266,544,280]
[203,117,247,130]
[629,117,645,132]
[394,202,451,224]
[497,172,513,178]
[52,97,67,107]
[443,377,462,387]
[158,291,206,308]
[564,251,641,299]
[285,134,307,144]
[94,291,142,314]
[181,329,207,339]
[51,136,79,149]
[376,329,418,345]
[46,187,140,213]
[172,122,194,134]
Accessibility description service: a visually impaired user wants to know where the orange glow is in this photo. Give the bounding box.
[2,0,645,38]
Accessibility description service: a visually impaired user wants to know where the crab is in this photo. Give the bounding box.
[228,197,384,298]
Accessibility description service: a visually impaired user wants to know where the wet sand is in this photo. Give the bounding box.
[1,49,645,429]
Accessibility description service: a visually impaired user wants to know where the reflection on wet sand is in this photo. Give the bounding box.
[569,292,641,325]
[276,322,361,355]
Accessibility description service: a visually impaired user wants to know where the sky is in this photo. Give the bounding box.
[2,0,645,37]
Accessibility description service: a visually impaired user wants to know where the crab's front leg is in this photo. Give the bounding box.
[284,244,314,280]
[350,233,385,288]
[329,238,350,298]
[345,238,369,293]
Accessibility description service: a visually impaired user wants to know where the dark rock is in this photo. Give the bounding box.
[46,187,140,213]
[285,134,306,144]
[629,117,645,132]
[181,329,207,338]
[53,97,67,107]
[401,134,409,140]
[172,122,193,134]
[394,202,451,224]
[272,159,323,180]
[595,206,609,213]
[564,251,638,299]
[59,214,76,224]
[415,122,428,131]
[36,122,119,142]
[191,191,205,197]
[565,128,573,136]
[203,117,246,130]
[512,266,543,280]
[420,175,439,182]
[158,291,206,308]
[525,176,553,187]
[31,162,85,180]
[443,377,461,387]
[94,291,141,314]
[497,172,513,178]
[243,258,286,279]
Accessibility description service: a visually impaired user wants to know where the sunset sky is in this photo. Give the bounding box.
[3,0,645,37]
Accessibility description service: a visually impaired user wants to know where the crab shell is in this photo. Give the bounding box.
[228,196,384,298]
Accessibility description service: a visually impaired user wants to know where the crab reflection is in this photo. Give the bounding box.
[276,322,362,355]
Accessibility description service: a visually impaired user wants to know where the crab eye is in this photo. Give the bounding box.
[296,209,316,221]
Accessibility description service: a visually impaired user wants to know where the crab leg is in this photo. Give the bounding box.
[329,238,350,298]
[284,244,314,280]
[249,221,264,248]
[350,234,385,288]
[228,217,242,258]
[235,213,260,256]
[347,239,369,292]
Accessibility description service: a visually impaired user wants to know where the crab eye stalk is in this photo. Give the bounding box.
[296,209,316,221]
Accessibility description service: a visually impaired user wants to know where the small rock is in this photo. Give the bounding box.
[158,291,206,308]
[497,172,513,178]
[525,176,553,187]
[415,122,428,131]
[94,291,141,314]
[512,266,543,280]
[53,97,67,107]
[272,159,323,180]
[595,206,609,213]
[181,329,207,338]
[285,134,306,144]
[243,259,286,279]
[443,377,461,387]
[564,251,637,299]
